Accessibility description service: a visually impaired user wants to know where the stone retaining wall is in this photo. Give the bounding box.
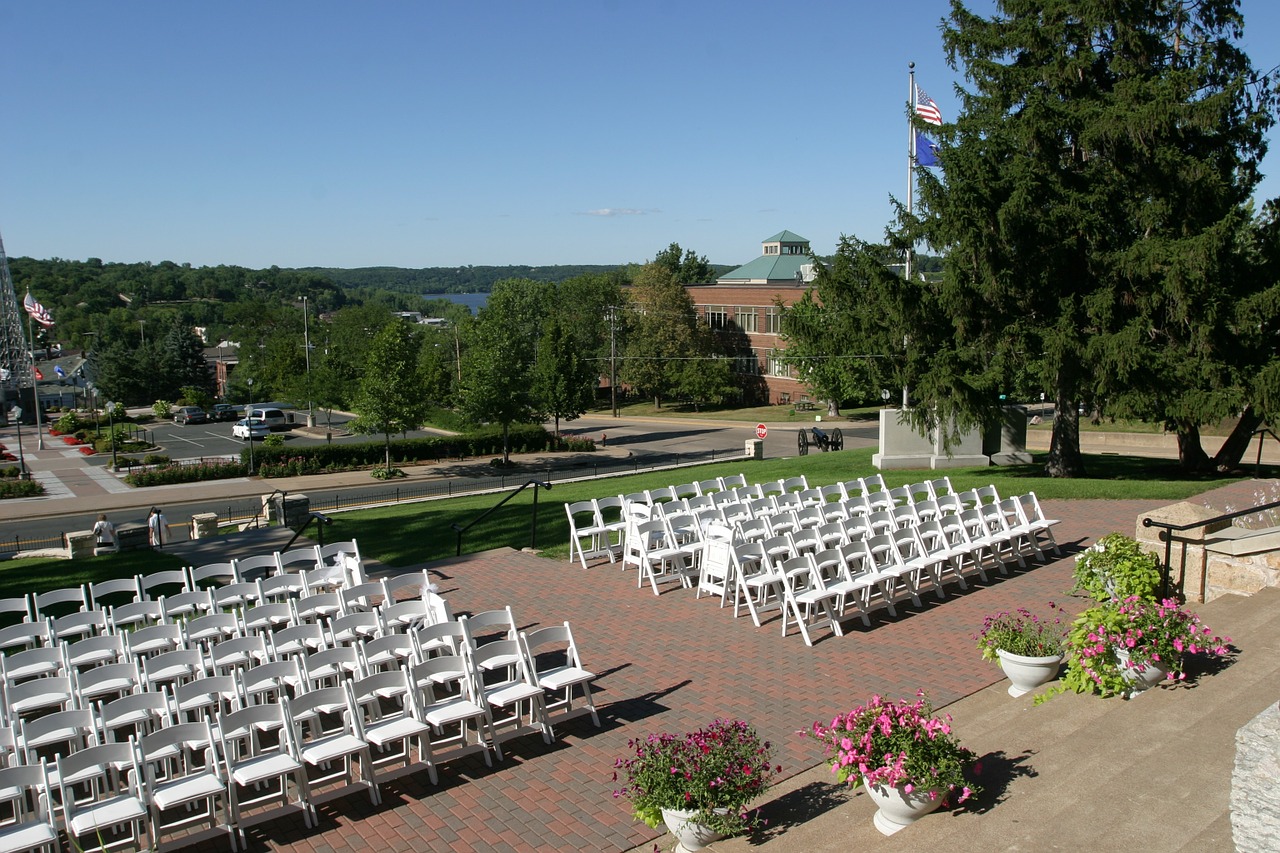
[1233,701,1280,852]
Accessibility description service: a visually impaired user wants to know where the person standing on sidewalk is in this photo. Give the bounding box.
[92,513,118,553]
[147,507,167,548]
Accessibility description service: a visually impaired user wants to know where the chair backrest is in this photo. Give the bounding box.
[242,658,306,704]
[646,486,677,505]
[866,510,896,536]
[142,648,208,691]
[172,674,242,723]
[359,632,416,674]
[521,622,585,673]
[460,606,518,648]
[865,533,902,572]
[183,611,242,647]
[766,511,800,538]
[772,492,802,513]
[210,634,270,675]
[275,548,320,574]
[219,703,293,764]
[730,542,768,577]
[673,482,700,500]
[234,553,279,582]
[0,594,34,628]
[816,522,847,550]
[109,599,164,632]
[1,645,68,686]
[788,528,822,557]
[243,601,294,634]
[74,660,142,704]
[51,609,109,643]
[213,581,260,611]
[779,475,809,494]
[137,569,190,600]
[735,517,769,543]
[861,474,888,494]
[316,540,364,583]
[341,581,386,614]
[892,504,919,529]
[268,622,328,659]
[300,646,361,688]
[839,539,873,576]
[412,620,466,660]
[794,505,825,530]
[65,633,127,671]
[86,578,140,611]
[695,478,722,496]
[975,484,1001,505]
[190,561,237,588]
[257,572,306,604]
[20,707,100,756]
[565,500,601,534]
[719,473,747,490]
[0,620,52,656]
[32,587,88,618]
[97,690,173,743]
[842,495,872,518]
[123,623,183,659]
[927,476,955,499]
[759,535,793,569]
[159,588,215,623]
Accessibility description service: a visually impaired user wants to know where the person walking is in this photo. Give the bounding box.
[92,513,118,553]
[147,507,167,548]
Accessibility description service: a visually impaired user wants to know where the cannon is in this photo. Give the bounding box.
[797,426,843,456]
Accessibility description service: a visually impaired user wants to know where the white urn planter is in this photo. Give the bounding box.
[862,778,944,836]
[1115,647,1169,697]
[996,649,1064,697]
[660,807,724,852]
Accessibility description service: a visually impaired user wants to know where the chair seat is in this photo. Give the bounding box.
[537,666,596,691]
[67,794,147,835]
[231,753,304,786]
[151,772,225,811]
[423,697,487,728]
[300,733,368,766]
[365,716,431,747]
[484,680,543,707]
[0,820,58,853]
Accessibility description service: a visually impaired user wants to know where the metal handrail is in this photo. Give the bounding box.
[1253,427,1280,477]
[451,479,552,556]
[1141,497,1280,600]
[285,511,333,551]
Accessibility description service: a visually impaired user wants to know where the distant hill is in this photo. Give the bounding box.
[300,265,625,294]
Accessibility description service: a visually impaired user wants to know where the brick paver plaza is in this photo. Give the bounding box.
[181,488,1252,852]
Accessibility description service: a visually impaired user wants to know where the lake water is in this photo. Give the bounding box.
[423,292,488,313]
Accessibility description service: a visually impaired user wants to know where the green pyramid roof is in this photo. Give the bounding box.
[763,230,808,244]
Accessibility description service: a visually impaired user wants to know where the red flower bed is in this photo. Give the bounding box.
[78,446,96,456]
[62,435,82,446]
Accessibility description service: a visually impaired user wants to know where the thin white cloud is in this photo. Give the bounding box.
[581,207,653,217]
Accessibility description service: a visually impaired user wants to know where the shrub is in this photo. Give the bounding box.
[55,411,82,435]
[0,478,44,499]
[262,434,285,449]
[142,454,171,466]
[371,467,406,479]
[1072,533,1161,603]
[152,401,172,419]
[124,460,247,487]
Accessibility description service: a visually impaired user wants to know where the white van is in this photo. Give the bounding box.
[247,407,289,431]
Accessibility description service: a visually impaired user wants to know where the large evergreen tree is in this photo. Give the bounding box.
[913,0,1275,476]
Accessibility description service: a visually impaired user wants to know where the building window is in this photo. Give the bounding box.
[766,350,792,378]
[705,306,729,329]
[765,308,782,335]
[735,307,757,333]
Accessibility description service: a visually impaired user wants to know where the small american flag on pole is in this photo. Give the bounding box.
[915,87,943,126]
[23,291,54,327]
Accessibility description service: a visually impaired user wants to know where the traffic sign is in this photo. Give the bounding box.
[755,423,768,439]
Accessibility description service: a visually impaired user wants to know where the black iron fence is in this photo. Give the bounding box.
[0,447,731,558]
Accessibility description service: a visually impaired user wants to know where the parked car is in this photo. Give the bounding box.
[246,407,289,431]
[232,417,270,440]
[173,406,208,425]
[211,403,240,422]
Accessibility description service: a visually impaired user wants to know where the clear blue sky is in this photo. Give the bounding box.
[3,1,1279,270]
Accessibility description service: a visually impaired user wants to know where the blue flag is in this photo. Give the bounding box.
[916,132,940,167]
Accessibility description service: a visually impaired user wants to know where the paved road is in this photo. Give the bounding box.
[0,414,880,547]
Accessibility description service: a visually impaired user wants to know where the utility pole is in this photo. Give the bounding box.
[608,306,619,418]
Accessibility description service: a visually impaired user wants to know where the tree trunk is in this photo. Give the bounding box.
[1174,422,1212,472]
[827,399,841,418]
[1212,406,1265,471]
[383,432,392,473]
[1045,391,1087,477]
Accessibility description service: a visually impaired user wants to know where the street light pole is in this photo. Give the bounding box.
[105,401,118,469]
[246,378,255,475]
[302,296,313,426]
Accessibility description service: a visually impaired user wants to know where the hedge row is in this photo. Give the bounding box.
[0,478,44,499]
[244,424,555,478]
[124,460,249,487]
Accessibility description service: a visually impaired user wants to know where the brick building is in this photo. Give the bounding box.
[686,230,816,405]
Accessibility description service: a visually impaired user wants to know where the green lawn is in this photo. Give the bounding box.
[1,448,1254,601]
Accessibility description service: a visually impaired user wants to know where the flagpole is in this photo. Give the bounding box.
[25,306,44,449]
[904,62,916,409]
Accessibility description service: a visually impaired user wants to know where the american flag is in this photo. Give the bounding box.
[915,87,942,126]
[23,291,54,327]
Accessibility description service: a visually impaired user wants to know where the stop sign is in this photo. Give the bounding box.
[755,423,768,439]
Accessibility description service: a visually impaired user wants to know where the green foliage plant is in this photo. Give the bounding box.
[974,603,1067,662]
[0,479,44,499]
[803,692,979,805]
[1057,596,1231,698]
[124,460,247,487]
[152,400,172,419]
[1072,533,1161,602]
[370,467,406,480]
[262,434,285,449]
[613,718,777,836]
[55,412,82,435]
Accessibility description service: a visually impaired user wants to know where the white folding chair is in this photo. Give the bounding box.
[350,668,435,784]
[565,500,608,569]
[159,588,216,622]
[96,690,173,745]
[520,623,599,727]
[74,660,143,707]
[300,646,363,691]
[627,519,694,595]
[242,602,294,635]
[268,623,328,660]
[6,676,76,724]
[31,587,88,620]
[219,703,313,842]
[213,581,261,612]
[86,578,139,612]
[294,592,343,625]
[136,570,190,601]
[172,675,242,729]
[142,648,208,692]
[275,548,320,576]
[1,646,67,685]
[256,572,306,604]
[330,611,383,647]
[0,760,59,853]
[719,473,748,491]
[57,741,149,853]
[1017,492,1062,556]
[139,719,234,851]
[210,635,271,677]
[183,611,243,648]
[410,656,498,767]
[0,620,50,656]
[833,539,896,623]
[52,610,110,644]
[233,553,279,583]
[593,496,628,563]
[729,542,779,626]
[107,600,165,633]
[241,659,307,708]
[288,686,380,806]
[696,523,735,605]
[778,555,842,647]
[123,623,184,659]
[65,633,127,672]
[190,562,237,589]
[339,581,386,615]
[468,640,553,752]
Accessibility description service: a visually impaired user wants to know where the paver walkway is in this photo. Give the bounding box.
[173,490,1222,852]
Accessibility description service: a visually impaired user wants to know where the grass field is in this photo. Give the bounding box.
[1,448,1257,601]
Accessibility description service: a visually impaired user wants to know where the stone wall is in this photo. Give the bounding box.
[1232,701,1280,852]
[1133,502,1231,603]
[1204,528,1280,602]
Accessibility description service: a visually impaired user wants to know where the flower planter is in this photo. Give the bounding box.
[660,807,724,852]
[1115,647,1169,696]
[863,777,943,836]
[996,649,1064,697]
